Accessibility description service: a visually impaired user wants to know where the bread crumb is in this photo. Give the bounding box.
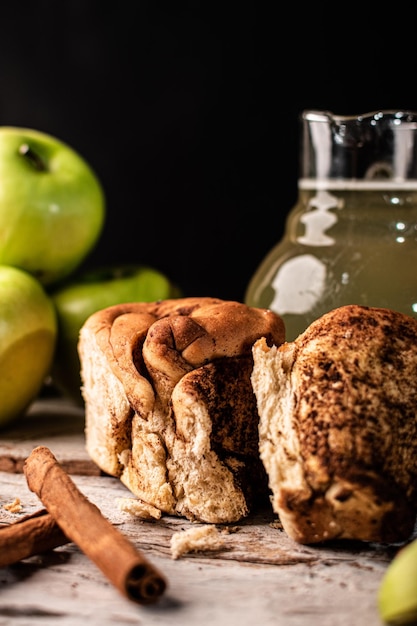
[116,497,161,520]
[270,518,283,530]
[170,524,226,560]
[3,497,23,513]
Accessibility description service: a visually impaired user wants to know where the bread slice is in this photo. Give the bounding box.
[251,304,417,544]
[79,297,285,523]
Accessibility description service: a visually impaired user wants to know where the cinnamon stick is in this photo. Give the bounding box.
[0,508,69,566]
[23,445,167,605]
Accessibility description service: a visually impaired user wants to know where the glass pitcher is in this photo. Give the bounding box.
[245,109,417,341]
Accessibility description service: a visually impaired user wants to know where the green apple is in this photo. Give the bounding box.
[378,536,417,625]
[0,126,105,287]
[0,265,57,427]
[50,264,181,403]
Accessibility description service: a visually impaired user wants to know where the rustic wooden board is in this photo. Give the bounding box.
[0,398,413,625]
[0,471,400,626]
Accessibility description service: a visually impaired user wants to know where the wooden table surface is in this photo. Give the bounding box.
[0,397,410,626]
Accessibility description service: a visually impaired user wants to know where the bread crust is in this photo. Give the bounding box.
[252,305,417,544]
[79,297,285,523]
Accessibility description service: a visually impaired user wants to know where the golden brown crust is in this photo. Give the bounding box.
[252,305,417,544]
[79,297,285,523]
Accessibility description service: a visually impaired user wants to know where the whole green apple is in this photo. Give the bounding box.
[0,264,57,427]
[50,264,181,403]
[0,126,105,287]
[378,536,417,625]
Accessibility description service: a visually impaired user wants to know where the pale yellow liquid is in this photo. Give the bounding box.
[245,183,417,341]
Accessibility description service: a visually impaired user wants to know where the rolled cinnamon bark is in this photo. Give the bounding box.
[0,509,69,566]
[23,446,167,605]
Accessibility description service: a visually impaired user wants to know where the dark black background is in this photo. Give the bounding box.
[1,2,416,301]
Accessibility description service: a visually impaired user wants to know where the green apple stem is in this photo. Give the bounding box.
[19,144,46,172]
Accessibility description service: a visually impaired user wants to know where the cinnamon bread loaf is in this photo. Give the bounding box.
[79,297,285,523]
[251,304,417,544]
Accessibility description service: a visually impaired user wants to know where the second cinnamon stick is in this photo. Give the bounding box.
[23,445,167,605]
[0,509,69,566]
